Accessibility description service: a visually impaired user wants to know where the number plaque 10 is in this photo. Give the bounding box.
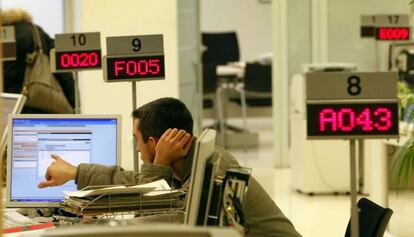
[51,32,102,72]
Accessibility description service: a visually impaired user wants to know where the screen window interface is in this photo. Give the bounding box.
[10,118,118,203]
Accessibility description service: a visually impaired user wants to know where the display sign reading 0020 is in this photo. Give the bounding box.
[306,72,399,139]
[103,34,165,82]
[50,32,102,72]
[55,50,101,70]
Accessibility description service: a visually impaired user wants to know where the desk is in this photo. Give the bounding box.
[216,63,245,78]
[3,229,46,237]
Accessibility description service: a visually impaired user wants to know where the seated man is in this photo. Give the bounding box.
[38,97,302,237]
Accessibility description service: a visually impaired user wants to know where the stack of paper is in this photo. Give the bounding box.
[60,180,185,215]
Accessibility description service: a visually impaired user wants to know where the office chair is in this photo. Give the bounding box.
[202,63,224,133]
[230,62,272,116]
[243,63,272,106]
[344,198,393,237]
[202,32,240,65]
[202,32,244,147]
[229,63,272,140]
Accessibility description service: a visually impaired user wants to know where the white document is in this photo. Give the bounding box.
[64,179,171,198]
[132,179,171,191]
[143,189,182,197]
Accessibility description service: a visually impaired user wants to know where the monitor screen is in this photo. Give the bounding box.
[0,93,25,154]
[6,115,121,208]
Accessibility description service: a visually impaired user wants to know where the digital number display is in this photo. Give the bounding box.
[55,50,102,70]
[376,27,410,40]
[307,103,399,138]
[106,55,165,81]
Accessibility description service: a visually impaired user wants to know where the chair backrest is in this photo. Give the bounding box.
[202,63,218,95]
[202,32,240,65]
[399,50,414,86]
[345,198,393,237]
[243,63,272,93]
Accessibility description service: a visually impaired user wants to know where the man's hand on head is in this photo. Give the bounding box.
[38,154,77,188]
[154,128,193,166]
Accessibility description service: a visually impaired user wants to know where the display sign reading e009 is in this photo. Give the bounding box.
[55,50,102,70]
[106,55,165,81]
[376,27,410,40]
[307,103,399,138]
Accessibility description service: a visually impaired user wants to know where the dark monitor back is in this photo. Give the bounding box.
[389,42,414,70]
[185,129,217,225]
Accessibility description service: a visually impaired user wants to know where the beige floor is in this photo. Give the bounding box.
[209,117,414,237]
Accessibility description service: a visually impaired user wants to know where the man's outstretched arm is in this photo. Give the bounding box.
[75,163,173,190]
[38,129,191,190]
[38,155,174,190]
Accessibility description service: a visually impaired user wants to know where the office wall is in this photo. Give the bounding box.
[327,0,409,71]
[177,0,202,135]
[201,0,272,61]
[287,0,311,79]
[1,0,64,36]
[74,0,179,169]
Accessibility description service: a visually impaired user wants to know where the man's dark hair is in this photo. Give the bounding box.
[132,97,193,143]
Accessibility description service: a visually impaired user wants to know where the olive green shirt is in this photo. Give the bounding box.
[75,146,302,237]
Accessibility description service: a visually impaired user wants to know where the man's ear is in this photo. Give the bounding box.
[148,137,158,150]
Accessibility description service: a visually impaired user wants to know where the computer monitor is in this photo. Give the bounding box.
[185,129,218,225]
[389,42,414,71]
[0,93,26,155]
[6,114,121,208]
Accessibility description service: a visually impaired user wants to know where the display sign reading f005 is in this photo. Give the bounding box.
[105,55,165,81]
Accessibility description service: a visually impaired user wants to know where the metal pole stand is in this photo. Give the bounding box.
[357,139,364,193]
[349,139,360,237]
[74,71,81,114]
[132,81,139,172]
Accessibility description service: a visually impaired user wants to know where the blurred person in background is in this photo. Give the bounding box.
[1,8,75,113]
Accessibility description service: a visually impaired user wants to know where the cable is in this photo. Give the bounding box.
[310,140,352,192]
